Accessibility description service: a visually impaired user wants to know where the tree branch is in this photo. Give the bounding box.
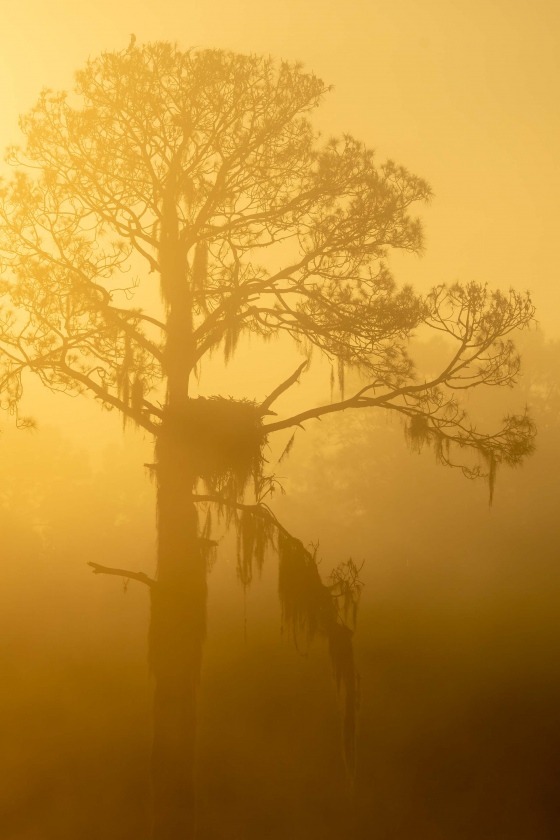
[262,393,372,434]
[87,561,156,588]
[260,361,308,413]
[59,360,160,435]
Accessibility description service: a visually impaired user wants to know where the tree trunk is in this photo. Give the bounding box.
[151,173,204,838]
[150,425,206,839]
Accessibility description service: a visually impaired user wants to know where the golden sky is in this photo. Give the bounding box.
[0,0,558,441]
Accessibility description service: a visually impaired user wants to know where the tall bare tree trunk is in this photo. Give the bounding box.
[150,432,206,839]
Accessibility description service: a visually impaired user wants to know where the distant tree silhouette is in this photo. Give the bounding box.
[0,42,535,839]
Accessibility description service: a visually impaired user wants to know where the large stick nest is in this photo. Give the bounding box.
[159,396,265,496]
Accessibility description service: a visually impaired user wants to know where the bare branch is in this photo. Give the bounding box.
[88,561,156,588]
[260,361,308,413]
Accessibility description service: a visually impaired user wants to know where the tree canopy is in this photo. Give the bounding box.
[0,41,534,483]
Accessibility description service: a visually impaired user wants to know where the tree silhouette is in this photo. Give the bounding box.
[0,42,535,839]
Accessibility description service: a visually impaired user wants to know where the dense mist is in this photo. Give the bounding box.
[0,11,558,838]
[1,330,558,838]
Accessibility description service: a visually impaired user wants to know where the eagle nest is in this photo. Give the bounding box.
[157,396,265,497]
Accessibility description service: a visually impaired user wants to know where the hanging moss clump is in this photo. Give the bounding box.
[404,413,431,453]
[236,507,275,587]
[278,531,360,774]
[158,396,265,497]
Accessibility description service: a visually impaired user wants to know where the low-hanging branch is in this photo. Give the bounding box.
[192,491,362,771]
[192,493,355,582]
[88,561,156,588]
[193,493,284,530]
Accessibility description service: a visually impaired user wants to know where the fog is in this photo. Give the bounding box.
[0,329,558,838]
[0,9,559,840]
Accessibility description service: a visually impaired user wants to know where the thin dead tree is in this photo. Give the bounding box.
[0,42,535,839]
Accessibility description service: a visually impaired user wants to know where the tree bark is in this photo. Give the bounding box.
[150,422,206,840]
[151,175,203,837]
